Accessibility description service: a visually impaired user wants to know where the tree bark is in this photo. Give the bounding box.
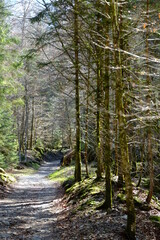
[145,0,154,204]
[103,2,112,209]
[74,0,81,182]
[111,1,136,238]
[95,0,103,179]
[30,96,35,150]
[65,99,73,149]
[24,77,29,162]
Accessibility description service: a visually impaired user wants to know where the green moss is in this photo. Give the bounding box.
[149,215,160,228]
[117,193,126,203]
[31,162,40,170]
[90,185,102,195]
[76,198,99,212]
[49,166,74,183]
[65,176,105,214]
[150,215,160,222]
[0,172,16,185]
[86,199,97,206]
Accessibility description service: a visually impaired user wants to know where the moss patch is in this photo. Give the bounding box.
[150,215,160,222]
[49,166,74,183]
[117,193,126,203]
[65,177,105,213]
[0,172,16,185]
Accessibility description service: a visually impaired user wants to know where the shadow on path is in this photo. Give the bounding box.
[0,156,65,240]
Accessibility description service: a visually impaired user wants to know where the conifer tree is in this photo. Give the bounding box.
[0,0,20,168]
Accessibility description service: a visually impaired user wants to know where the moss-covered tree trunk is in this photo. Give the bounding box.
[30,96,35,150]
[96,59,102,179]
[24,77,29,162]
[84,52,90,178]
[95,0,103,179]
[114,119,119,176]
[65,99,73,149]
[20,107,25,153]
[103,2,112,209]
[111,0,136,238]
[145,0,154,204]
[74,0,81,182]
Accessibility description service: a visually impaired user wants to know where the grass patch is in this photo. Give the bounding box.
[49,166,74,183]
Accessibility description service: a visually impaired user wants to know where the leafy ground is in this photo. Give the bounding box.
[50,165,160,240]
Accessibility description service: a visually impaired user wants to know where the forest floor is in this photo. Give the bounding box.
[0,152,160,239]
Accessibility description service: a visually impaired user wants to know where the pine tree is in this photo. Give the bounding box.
[0,0,20,168]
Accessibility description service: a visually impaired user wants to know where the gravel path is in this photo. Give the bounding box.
[0,159,64,240]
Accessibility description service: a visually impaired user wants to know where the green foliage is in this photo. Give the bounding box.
[0,1,21,169]
[0,107,18,168]
[34,139,45,153]
[25,162,40,170]
[51,130,62,149]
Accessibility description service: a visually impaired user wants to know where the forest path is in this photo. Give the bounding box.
[0,155,65,240]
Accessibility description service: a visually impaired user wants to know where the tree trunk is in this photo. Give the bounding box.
[103,2,112,209]
[65,99,73,149]
[24,77,29,162]
[30,96,34,150]
[74,0,81,182]
[84,52,90,178]
[20,106,25,153]
[95,0,103,179]
[111,1,136,238]
[145,0,154,204]
[17,108,22,162]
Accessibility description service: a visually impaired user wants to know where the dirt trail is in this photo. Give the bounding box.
[0,156,64,240]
